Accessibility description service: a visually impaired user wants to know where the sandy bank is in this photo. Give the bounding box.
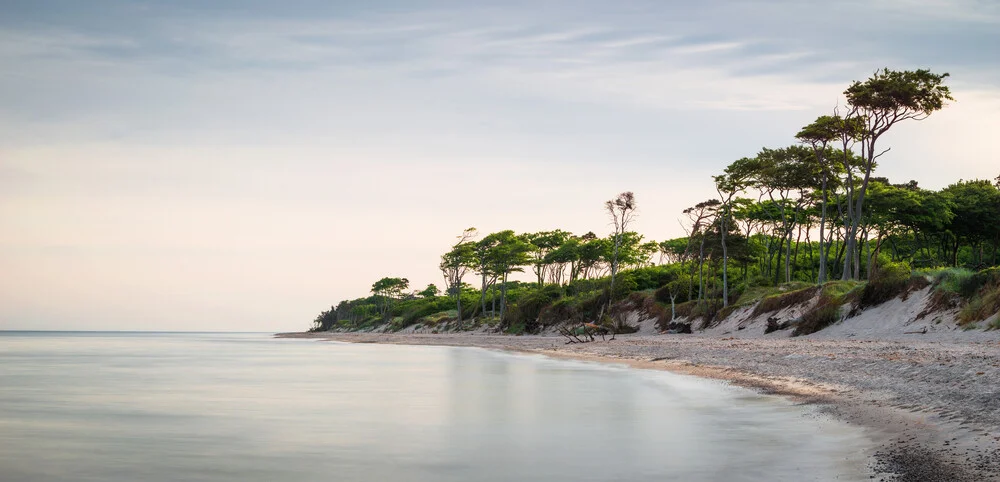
[277,331,1000,481]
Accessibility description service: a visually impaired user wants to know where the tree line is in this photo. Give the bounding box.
[313,68,1000,333]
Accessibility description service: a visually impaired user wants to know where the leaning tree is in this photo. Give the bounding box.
[839,69,952,280]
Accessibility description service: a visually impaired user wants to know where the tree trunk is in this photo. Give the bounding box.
[698,236,706,301]
[499,272,508,323]
[720,209,729,307]
[480,273,488,320]
[818,173,829,284]
[456,286,463,328]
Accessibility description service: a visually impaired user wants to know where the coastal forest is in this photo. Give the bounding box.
[312,69,1000,336]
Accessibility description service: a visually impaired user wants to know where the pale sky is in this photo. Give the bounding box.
[2,0,998,332]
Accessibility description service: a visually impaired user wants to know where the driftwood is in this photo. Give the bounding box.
[904,327,928,334]
[558,323,611,343]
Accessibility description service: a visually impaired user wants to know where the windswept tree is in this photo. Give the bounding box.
[440,228,477,326]
[371,277,409,318]
[943,180,1000,266]
[544,237,580,284]
[714,157,756,306]
[576,232,607,280]
[797,116,845,283]
[839,68,953,280]
[483,231,531,324]
[525,230,571,285]
[682,199,720,301]
[605,192,637,324]
[418,284,440,298]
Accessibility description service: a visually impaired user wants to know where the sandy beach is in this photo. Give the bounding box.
[278,331,1000,481]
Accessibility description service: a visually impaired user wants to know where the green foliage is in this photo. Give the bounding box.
[730,286,780,307]
[503,284,565,333]
[845,69,952,116]
[792,302,842,337]
[958,285,1000,325]
[753,286,820,316]
[628,265,678,291]
[671,300,697,319]
[858,262,918,309]
[538,290,607,326]
[926,267,977,297]
[955,269,1000,325]
[418,284,440,298]
[819,280,861,299]
[392,296,456,330]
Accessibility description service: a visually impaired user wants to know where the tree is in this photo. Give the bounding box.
[682,199,720,301]
[715,157,756,306]
[638,240,660,267]
[544,237,580,284]
[482,231,531,324]
[605,192,637,332]
[418,284,440,298]
[371,277,409,317]
[797,116,846,283]
[839,68,953,280]
[525,230,571,285]
[472,236,500,319]
[440,228,477,326]
[942,180,1000,266]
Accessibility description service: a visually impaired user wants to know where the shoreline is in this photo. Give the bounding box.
[278,331,1000,481]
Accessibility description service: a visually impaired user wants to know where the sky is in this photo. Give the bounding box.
[1,0,998,332]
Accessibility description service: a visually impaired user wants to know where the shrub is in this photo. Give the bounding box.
[503,284,565,332]
[958,285,1000,325]
[671,300,697,319]
[858,261,915,309]
[395,296,455,327]
[505,323,526,335]
[820,280,862,301]
[731,286,781,308]
[924,266,1000,298]
[565,278,608,296]
[612,291,673,330]
[753,286,820,316]
[779,281,814,292]
[653,282,691,305]
[627,265,675,291]
[929,267,978,298]
[537,289,607,326]
[792,301,842,336]
[612,272,639,299]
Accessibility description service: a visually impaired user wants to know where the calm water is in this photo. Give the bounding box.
[0,332,873,481]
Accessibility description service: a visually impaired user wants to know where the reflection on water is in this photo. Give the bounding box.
[0,332,872,481]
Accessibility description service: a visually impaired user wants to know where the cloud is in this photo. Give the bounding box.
[1,1,998,330]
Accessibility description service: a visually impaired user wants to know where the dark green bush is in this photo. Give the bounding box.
[628,265,675,291]
[752,286,820,316]
[503,284,565,332]
[395,296,455,327]
[792,301,842,336]
[958,282,1000,325]
[858,261,914,309]
[654,282,691,304]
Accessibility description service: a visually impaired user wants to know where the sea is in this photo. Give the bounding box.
[0,332,874,481]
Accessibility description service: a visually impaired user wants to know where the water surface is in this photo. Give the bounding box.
[0,332,872,481]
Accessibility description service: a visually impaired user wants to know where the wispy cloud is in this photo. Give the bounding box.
[1,1,998,330]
